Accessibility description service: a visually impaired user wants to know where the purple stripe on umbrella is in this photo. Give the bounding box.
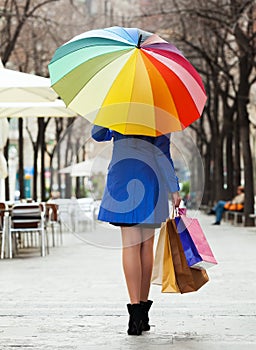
[143,42,183,55]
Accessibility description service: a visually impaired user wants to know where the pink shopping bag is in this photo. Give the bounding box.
[176,215,218,270]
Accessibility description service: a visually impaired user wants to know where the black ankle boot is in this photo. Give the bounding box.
[140,300,153,331]
[127,303,143,335]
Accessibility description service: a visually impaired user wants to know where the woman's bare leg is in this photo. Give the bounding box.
[121,226,142,304]
[140,228,155,302]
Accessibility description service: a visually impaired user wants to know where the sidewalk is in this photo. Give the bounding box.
[0,211,256,349]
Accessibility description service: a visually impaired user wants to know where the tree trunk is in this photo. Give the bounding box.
[202,143,211,205]
[213,135,224,201]
[49,153,54,198]
[238,99,255,226]
[18,119,25,199]
[33,145,38,202]
[38,119,46,202]
[4,140,9,201]
[64,121,75,198]
[233,7,255,226]
[237,60,255,226]
[234,114,241,190]
[225,131,234,198]
[209,78,224,202]
[55,119,63,197]
[222,100,236,199]
[57,144,61,197]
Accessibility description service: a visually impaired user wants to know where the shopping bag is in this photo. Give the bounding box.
[175,215,217,270]
[151,223,166,286]
[162,223,180,293]
[151,223,180,293]
[167,218,209,293]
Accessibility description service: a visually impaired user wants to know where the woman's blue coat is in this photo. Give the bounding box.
[92,125,179,225]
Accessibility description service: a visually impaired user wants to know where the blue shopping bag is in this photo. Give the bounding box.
[175,215,217,270]
[175,216,202,267]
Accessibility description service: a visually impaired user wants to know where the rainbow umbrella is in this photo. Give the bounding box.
[49,26,207,136]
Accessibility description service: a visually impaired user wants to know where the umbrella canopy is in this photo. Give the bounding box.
[0,59,57,102]
[0,100,77,118]
[49,26,207,136]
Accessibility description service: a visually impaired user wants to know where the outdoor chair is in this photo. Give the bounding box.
[9,203,48,257]
[45,203,63,247]
[75,198,95,232]
[53,198,77,232]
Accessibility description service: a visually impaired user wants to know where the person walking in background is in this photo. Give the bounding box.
[208,186,245,225]
[92,125,181,336]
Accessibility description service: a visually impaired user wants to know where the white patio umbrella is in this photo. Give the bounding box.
[0,59,57,102]
[0,59,76,201]
[59,158,109,177]
[0,100,77,118]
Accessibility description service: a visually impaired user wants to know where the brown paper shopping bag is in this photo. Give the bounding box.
[167,218,209,293]
[151,222,180,293]
[162,223,180,293]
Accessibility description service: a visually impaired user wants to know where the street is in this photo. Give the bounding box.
[0,211,256,349]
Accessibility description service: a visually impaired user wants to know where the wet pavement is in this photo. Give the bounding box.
[0,210,256,349]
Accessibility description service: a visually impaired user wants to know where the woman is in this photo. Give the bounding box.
[92,125,181,335]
